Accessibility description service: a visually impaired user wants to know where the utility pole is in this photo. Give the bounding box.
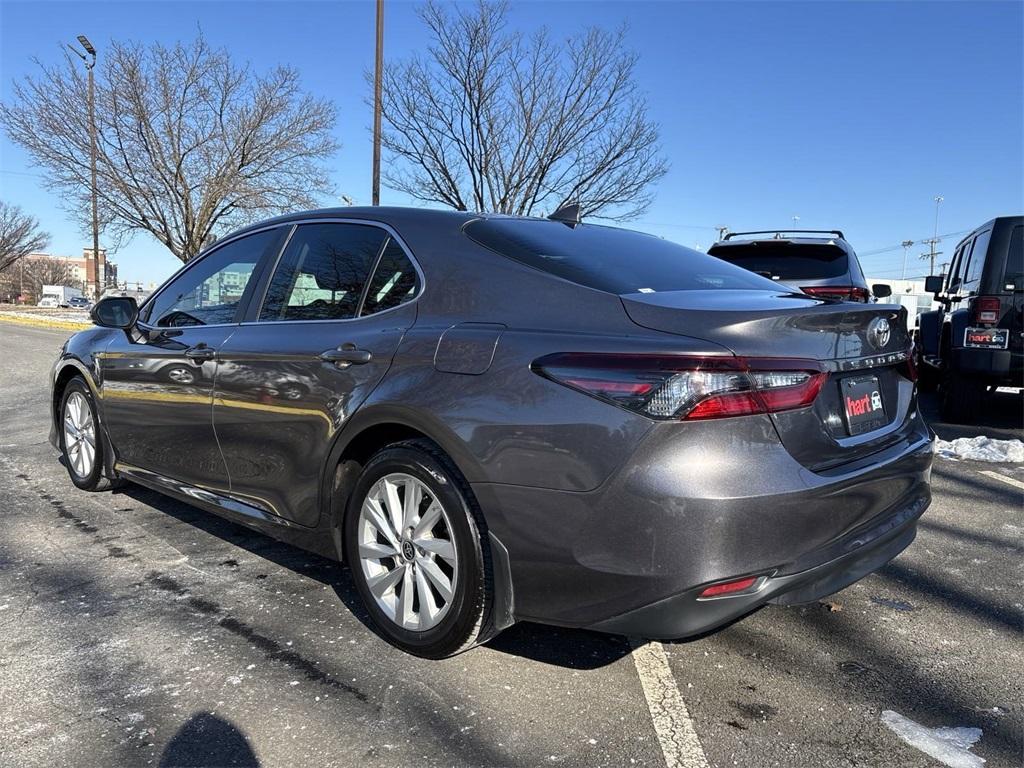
[900,240,914,280]
[715,225,729,241]
[371,0,384,206]
[69,35,100,300]
[791,215,800,231]
[920,238,942,276]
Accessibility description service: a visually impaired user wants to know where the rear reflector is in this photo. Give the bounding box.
[972,296,1001,325]
[800,285,870,302]
[698,576,759,599]
[533,353,827,421]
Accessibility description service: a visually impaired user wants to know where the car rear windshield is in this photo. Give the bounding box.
[463,218,780,295]
[1004,225,1023,290]
[707,242,849,281]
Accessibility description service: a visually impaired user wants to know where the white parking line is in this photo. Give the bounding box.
[629,638,709,768]
[979,470,1024,491]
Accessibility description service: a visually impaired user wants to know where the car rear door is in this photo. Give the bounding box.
[212,221,420,527]
[99,227,285,489]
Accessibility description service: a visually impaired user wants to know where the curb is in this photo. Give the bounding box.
[0,314,91,332]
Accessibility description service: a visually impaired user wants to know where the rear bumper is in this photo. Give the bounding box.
[952,346,1023,386]
[588,489,927,638]
[473,411,934,637]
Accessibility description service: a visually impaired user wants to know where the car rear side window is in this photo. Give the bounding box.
[707,243,849,281]
[962,230,989,293]
[361,238,419,316]
[260,223,388,322]
[1004,225,1023,291]
[144,228,279,327]
[464,218,778,294]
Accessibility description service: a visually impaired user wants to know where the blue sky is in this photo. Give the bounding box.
[1,0,1021,286]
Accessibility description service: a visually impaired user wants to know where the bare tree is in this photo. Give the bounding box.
[2,35,339,263]
[0,201,50,274]
[0,254,74,303]
[377,1,667,220]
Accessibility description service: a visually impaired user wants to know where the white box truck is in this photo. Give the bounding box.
[39,285,83,308]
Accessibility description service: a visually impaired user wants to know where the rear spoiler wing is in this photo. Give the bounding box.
[722,229,845,241]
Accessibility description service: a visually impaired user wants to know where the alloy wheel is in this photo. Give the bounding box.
[166,366,196,384]
[63,391,96,478]
[357,473,459,631]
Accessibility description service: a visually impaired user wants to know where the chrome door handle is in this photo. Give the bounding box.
[318,344,372,366]
[184,344,216,361]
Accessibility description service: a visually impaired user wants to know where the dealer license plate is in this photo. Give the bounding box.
[841,375,887,436]
[964,327,1009,349]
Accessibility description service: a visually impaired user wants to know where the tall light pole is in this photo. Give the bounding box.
[791,214,800,232]
[69,35,100,299]
[371,0,384,206]
[932,195,943,241]
[900,240,914,280]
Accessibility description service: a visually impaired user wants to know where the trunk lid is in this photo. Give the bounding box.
[621,289,916,471]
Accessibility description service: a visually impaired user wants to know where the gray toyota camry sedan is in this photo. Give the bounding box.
[50,207,934,658]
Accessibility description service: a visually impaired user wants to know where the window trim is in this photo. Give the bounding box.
[242,218,425,326]
[137,224,288,331]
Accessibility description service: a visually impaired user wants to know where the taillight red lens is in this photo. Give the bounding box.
[533,353,827,421]
[973,296,1001,325]
[800,286,869,302]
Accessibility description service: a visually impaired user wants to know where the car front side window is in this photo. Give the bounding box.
[145,229,280,327]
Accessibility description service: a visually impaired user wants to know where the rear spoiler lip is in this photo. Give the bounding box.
[722,229,845,241]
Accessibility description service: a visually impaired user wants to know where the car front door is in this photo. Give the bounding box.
[212,222,420,526]
[99,227,285,489]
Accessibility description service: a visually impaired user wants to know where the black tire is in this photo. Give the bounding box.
[343,439,493,658]
[940,370,985,423]
[58,377,115,491]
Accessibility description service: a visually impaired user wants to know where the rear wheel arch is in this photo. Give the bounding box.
[322,415,484,556]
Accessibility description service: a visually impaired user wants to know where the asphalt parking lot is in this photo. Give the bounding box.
[1,323,1021,768]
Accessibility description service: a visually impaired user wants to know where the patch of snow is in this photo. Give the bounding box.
[935,436,1024,463]
[881,710,985,768]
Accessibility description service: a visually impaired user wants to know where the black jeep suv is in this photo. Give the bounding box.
[918,215,1023,421]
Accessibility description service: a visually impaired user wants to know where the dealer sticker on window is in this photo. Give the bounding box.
[964,327,1009,349]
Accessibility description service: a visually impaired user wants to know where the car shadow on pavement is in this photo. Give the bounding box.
[159,712,259,768]
[919,389,1023,441]
[115,484,633,670]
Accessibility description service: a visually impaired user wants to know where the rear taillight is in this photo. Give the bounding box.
[533,353,827,421]
[972,296,1001,325]
[800,286,870,302]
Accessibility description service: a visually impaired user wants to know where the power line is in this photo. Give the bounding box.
[858,229,969,257]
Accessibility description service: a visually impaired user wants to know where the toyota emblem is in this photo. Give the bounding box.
[868,317,891,349]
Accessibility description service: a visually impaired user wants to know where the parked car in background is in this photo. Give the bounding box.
[917,215,1023,421]
[49,207,932,658]
[68,296,92,310]
[708,230,890,303]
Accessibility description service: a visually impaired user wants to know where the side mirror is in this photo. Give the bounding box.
[923,275,943,295]
[872,283,892,299]
[90,296,138,329]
